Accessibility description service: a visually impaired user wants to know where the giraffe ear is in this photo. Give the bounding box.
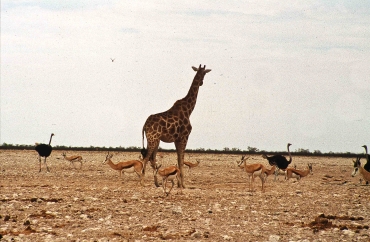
[192,66,198,71]
[205,69,211,73]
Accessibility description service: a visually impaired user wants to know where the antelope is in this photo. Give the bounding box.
[103,153,144,186]
[183,159,201,172]
[352,157,370,185]
[240,160,276,181]
[286,163,313,181]
[237,155,267,192]
[264,165,276,181]
[62,152,83,169]
[154,164,182,196]
[274,164,297,181]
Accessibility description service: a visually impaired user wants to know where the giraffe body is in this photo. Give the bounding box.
[142,65,211,188]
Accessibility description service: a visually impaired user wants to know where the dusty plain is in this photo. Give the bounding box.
[0,150,369,241]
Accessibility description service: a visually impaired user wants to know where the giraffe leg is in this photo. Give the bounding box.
[143,141,159,175]
[150,146,159,169]
[175,140,187,188]
[142,151,153,175]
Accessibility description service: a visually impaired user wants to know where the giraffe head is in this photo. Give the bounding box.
[191,64,211,86]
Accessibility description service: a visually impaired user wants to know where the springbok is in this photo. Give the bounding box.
[154,164,182,196]
[103,153,144,186]
[237,155,267,192]
[286,163,313,181]
[264,165,276,181]
[352,156,370,185]
[62,152,83,169]
[183,159,200,172]
[274,164,297,181]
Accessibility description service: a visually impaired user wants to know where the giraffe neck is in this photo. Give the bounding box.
[171,77,201,117]
[183,83,200,115]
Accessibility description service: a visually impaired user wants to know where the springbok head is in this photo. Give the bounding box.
[237,155,250,167]
[153,164,162,187]
[308,163,313,175]
[103,152,113,164]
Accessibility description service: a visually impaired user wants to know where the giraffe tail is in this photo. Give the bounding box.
[141,126,147,158]
[142,125,145,149]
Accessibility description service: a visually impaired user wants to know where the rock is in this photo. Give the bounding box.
[343,229,355,236]
[172,206,183,215]
[191,230,202,238]
[269,235,280,242]
[222,234,232,240]
[213,203,222,212]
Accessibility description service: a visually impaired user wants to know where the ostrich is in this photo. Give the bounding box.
[262,143,292,170]
[35,133,55,172]
[362,145,370,172]
[362,145,370,184]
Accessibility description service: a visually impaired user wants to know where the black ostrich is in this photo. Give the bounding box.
[35,133,55,172]
[262,143,292,170]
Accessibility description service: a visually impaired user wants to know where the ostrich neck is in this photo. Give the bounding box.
[287,145,292,162]
[48,135,53,145]
[365,146,369,161]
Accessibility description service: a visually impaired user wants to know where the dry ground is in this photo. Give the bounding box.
[0,150,369,241]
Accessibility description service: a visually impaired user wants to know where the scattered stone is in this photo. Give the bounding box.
[143,225,158,232]
[1,151,370,241]
[191,230,202,238]
[221,234,232,240]
[269,234,280,242]
[172,206,183,215]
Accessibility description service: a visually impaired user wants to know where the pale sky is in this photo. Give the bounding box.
[1,1,369,153]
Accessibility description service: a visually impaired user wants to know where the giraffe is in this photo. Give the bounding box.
[141,64,211,188]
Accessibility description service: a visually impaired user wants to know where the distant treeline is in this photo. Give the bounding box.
[0,143,364,158]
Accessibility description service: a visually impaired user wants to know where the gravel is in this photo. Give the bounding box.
[0,150,369,241]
